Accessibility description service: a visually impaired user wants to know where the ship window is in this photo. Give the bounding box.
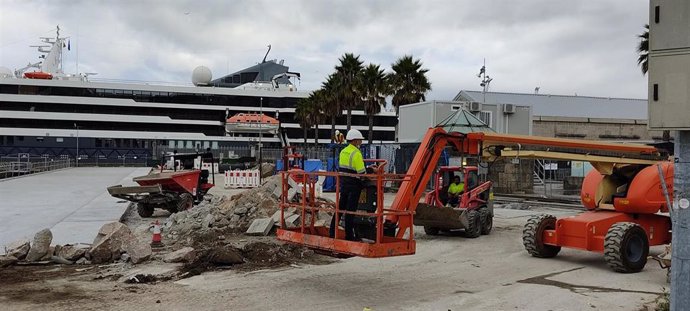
[240,72,259,83]
[212,141,219,149]
[7,136,14,145]
[203,141,210,149]
[56,137,63,143]
[95,139,102,147]
[224,77,232,83]
[232,75,240,84]
[17,136,24,141]
[186,141,194,149]
[36,137,44,142]
[177,140,185,149]
[168,140,175,148]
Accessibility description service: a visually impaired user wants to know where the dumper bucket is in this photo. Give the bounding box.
[414,203,467,230]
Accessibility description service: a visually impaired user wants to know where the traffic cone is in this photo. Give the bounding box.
[151,220,163,247]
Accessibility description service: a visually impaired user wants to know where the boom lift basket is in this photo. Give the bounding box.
[276,161,416,258]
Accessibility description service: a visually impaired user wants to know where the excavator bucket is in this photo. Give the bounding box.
[414,203,467,230]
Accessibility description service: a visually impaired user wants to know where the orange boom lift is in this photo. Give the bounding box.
[276,125,670,272]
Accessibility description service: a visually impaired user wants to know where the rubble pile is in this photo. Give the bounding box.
[1,222,153,269]
[163,175,284,244]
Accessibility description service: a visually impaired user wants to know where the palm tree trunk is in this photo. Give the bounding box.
[347,109,352,131]
[368,115,374,145]
[303,127,308,146]
[331,115,336,143]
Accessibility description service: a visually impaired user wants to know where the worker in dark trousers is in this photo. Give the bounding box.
[330,129,373,241]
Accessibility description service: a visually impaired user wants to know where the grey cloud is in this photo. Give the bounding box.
[0,0,650,100]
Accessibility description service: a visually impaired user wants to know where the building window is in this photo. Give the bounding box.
[36,137,44,142]
[211,141,219,149]
[186,141,193,149]
[56,137,64,143]
[451,105,462,111]
[203,141,210,149]
[168,140,175,148]
[476,111,493,128]
[177,140,185,149]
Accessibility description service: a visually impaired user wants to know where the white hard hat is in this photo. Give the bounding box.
[346,129,364,140]
[335,130,340,134]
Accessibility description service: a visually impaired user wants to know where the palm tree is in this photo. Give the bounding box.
[295,97,313,146]
[389,55,431,141]
[310,89,327,147]
[322,73,343,142]
[389,55,431,116]
[335,53,364,131]
[637,24,649,75]
[361,64,389,144]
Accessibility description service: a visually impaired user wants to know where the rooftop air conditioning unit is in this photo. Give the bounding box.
[469,101,482,112]
[503,103,516,114]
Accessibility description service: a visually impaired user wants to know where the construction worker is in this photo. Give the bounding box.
[330,129,373,241]
[334,130,345,144]
[447,175,464,207]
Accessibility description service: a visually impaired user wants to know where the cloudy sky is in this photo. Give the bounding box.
[0,0,649,100]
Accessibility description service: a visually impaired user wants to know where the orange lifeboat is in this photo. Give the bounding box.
[24,71,53,79]
[225,112,280,134]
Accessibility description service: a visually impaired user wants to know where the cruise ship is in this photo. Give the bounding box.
[0,28,397,161]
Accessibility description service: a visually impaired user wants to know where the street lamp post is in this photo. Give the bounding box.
[74,123,80,167]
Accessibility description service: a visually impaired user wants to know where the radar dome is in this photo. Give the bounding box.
[192,66,212,86]
[0,67,13,79]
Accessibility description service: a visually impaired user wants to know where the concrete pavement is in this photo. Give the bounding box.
[0,167,150,248]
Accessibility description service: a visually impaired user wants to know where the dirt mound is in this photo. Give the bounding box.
[180,241,326,276]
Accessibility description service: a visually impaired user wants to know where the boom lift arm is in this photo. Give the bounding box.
[388,127,663,239]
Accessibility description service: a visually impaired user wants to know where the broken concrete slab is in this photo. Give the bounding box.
[56,244,89,261]
[50,256,73,265]
[0,255,18,268]
[89,222,135,264]
[163,247,196,263]
[246,218,274,236]
[40,246,56,261]
[26,228,53,262]
[123,239,152,264]
[284,214,301,229]
[5,239,30,260]
[119,263,181,283]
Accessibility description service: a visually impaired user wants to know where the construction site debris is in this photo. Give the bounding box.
[123,239,152,264]
[500,202,531,210]
[56,244,88,261]
[25,229,53,262]
[0,255,18,268]
[246,218,274,236]
[207,248,245,265]
[164,175,282,244]
[76,258,91,265]
[5,240,30,260]
[49,256,74,265]
[40,246,56,261]
[255,163,276,178]
[163,247,197,263]
[89,222,135,264]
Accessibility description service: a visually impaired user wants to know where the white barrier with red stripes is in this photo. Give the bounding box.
[224,169,261,188]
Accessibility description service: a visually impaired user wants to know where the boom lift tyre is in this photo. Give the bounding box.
[523,214,561,258]
[604,222,649,273]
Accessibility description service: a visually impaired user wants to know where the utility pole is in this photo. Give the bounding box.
[646,1,690,309]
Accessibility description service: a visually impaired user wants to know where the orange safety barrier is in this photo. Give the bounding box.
[276,161,416,258]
